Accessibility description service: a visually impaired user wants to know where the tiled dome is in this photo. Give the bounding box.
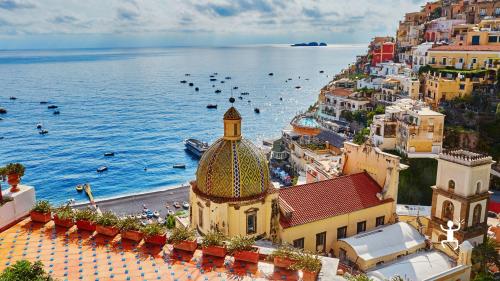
[195,108,270,200]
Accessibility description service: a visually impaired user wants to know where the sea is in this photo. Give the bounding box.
[0,45,365,204]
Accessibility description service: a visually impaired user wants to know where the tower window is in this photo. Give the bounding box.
[476,182,481,194]
[472,204,482,226]
[442,200,454,222]
[233,123,238,136]
[448,180,455,192]
[198,207,203,228]
[246,212,257,235]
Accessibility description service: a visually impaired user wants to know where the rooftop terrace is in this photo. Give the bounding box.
[440,149,494,166]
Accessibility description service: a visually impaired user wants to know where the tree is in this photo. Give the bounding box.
[472,237,500,274]
[346,274,372,281]
[473,272,495,281]
[353,128,370,145]
[165,214,176,229]
[0,260,55,281]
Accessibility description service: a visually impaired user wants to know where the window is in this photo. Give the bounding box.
[476,182,482,194]
[458,58,464,63]
[198,207,203,228]
[472,58,477,64]
[479,8,486,16]
[472,204,482,226]
[488,36,498,43]
[376,216,385,227]
[246,212,257,235]
[337,226,347,239]
[448,180,455,192]
[442,200,454,222]
[316,232,326,253]
[471,36,480,45]
[293,238,304,250]
[357,221,366,234]
[442,57,447,65]
[459,84,465,90]
[431,57,436,64]
[233,124,238,136]
[496,7,500,16]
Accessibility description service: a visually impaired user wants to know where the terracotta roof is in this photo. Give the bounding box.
[327,88,353,97]
[429,45,500,52]
[279,172,392,228]
[223,106,241,120]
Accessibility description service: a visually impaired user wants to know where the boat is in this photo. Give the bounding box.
[189,82,194,86]
[206,104,217,109]
[213,72,218,75]
[182,202,190,209]
[254,108,260,113]
[36,123,42,129]
[40,101,48,104]
[233,86,238,90]
[104,152,115,157]
[225,76,231,80]
[268,72,274,76]
[280,97,283,101]
[210,78,217,81]
[76,185,83,192]
[97,166,108,173]
[220,81,225,83]
[153,211,160,218]
[240,92,249,95]
[173,164,186,169]
[319,70,324,73]
[238,96,243,100]
[195,87,199,91]
[209,75,214,78]
[39,130,49,135]
[295,86,301,89]
[180,80,187,83]
[47,105,58,109]
[215,89,221,93]
[53,110,60,115]
[9,96,17,100]
[184,138,209,157]
[185,73,190,76]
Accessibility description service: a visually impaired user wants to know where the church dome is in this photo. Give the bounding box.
[195,107,270,200]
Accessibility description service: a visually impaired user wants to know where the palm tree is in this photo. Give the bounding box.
[472,237,500,274]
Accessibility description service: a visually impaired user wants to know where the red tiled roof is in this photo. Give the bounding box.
[326,88,353,97]
[279,172,392,228]
[429,45,500,52]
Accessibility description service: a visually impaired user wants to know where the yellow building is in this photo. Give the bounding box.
[189,106,280,240]
[427,45,500,70]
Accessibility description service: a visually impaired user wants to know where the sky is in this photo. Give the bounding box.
[0,0,427,50]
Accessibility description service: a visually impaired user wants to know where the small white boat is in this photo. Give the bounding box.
[97,166,108,173]
[153,211,160,218]
[173,164,186,169]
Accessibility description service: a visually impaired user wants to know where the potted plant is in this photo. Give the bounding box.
[4,163,25,192]
[290,252,322,281]
[30,200,52,223]
[170,226,197,252]
[269,244,301,269]
[95,211,119,237]
[53,205,75,228]
[227,235,259,264]
[142,222,167,245]
[201,230,227,257]
[74,207,98,232]
[118,216,143,242]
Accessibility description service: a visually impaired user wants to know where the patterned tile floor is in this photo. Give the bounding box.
[0,219,299,281]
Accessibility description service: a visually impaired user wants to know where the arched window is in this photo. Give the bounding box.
[476,182,482,195]
[472,204,482,226]
[442,200,454,222]
[448,180,455,192]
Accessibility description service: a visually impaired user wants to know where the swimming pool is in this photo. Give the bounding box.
[295,117,320,128]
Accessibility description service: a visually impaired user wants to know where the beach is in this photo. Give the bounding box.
[73,184,189,216]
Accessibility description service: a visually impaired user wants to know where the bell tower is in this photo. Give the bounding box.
[429,150,495,246]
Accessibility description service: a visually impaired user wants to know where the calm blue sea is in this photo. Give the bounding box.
[0,45,364,203]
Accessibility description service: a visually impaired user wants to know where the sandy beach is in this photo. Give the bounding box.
[73,185,190,217]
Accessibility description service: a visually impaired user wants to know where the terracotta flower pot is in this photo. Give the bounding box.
[202,245,227,258]
[233,247,260,264]
[53,215,74,228]
[173,239,198,252]
[7,174,20,192]
[144,234,167,245]
[96,225,119,237]
[273,256,298,268]
[76,220,96,232]
[302,270,319,281]
[121,230,143,242]
[30,211,52,223]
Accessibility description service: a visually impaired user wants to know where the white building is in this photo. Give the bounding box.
[318,88,371,121]
[412,42,436,72]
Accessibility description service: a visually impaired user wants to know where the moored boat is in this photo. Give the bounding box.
[184,138,209,158]
[206,104,217,109]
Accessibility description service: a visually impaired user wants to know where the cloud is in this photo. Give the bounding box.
[196,0,277,17]
[117,7,139,21]
[50,15,77,24]
[0,0,34,10]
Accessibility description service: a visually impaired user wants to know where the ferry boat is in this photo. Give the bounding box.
[184,138,209,158]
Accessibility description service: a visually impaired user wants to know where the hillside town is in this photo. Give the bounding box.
[0,1,499,281]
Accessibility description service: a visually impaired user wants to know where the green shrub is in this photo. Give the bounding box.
[170,226,196,244]
[268,244,301,260]
[95,211,118,227]
[4,163,25,177]
[227,235,255,253]
[0,260,55,281]
[141,222,165,237]
[165,214,176,229]
[32,201,52,213]
[290,251,322,272]
[74,207,98,222]
[201,231,227,247]
[118,217,141,231]
[54,205,74,220]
